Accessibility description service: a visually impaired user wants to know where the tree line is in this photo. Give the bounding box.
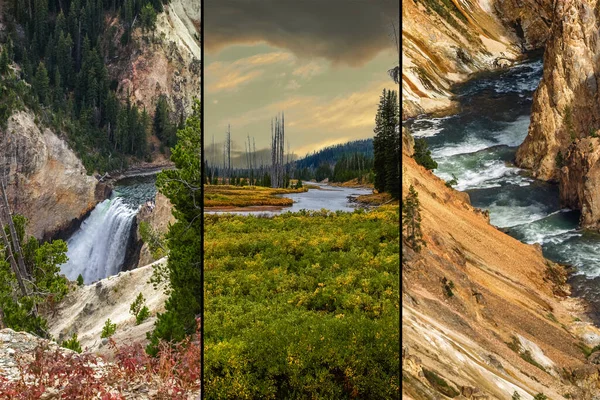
[373,88,400,199]
[1,0,175,173]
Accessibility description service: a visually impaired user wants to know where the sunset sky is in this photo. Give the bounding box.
[204,0,399,166]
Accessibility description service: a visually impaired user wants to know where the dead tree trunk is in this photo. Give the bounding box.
[0,180,29,281]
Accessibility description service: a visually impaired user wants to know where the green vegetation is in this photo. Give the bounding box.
[445,173,458,188]
[555,150,565,168]
[130,293,150,325]
[138,221,166,260]
[402,185,425,252]
[0,214,69,336]
[204,207,399,398]
[101,318,117,339]
[61,333,83,353]
[506,336,547,373]
[77,274,84,287]
[204,185,306,208]
[413,138,438,171]
[441,277,455,297]
[2,0,175,173]
[422,368,459,398]
[373,88,400,198]
[533,394,548,400]
[512,391,521,400]
[146,100,201,356]
[564,106,576,142]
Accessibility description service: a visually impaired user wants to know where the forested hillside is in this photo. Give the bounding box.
[0,0,182,173]
[294,139,374,182]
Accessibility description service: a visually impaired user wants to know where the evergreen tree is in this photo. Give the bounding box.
[384,90,400,199]
[373,89,389,193]
[402,185,425,252]
[34,61,50,105]
[147,100,201,356]
[413,138,437,171]
[154,94,174,146]
[140,3,157,33]
[0,48,9,75]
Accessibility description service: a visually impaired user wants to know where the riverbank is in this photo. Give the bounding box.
[204,185,306,208]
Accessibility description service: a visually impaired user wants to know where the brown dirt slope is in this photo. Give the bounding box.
[402,150,600,399]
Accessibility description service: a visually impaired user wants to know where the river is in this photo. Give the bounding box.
[403,58,600,321]
[205,182,372,216]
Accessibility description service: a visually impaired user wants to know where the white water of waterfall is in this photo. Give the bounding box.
[60,196,139,284]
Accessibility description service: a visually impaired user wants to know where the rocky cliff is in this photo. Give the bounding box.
[1,111,99,240]
[47,258,168,354]
[402,0,552,119]
[402,132,600,399]
[108,0,200,121]
[515,0,600,228]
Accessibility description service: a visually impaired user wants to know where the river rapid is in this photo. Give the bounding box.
[404,58,600,321]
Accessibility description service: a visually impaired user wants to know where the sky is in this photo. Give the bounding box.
[204,0,399,167]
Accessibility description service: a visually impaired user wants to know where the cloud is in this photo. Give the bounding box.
[292,61,325,79]
[215,78,394,152]
[285,80,301,90]
[204,0,400,67]
[206,51,295,93]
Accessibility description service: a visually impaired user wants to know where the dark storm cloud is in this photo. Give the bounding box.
[204,0,400,67]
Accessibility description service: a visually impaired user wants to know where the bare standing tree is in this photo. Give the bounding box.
[388,20,400,84]
[270,112,285,188]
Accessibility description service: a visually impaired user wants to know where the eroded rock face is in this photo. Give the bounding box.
[559,138,600,229]
[514,1,600,228]
[402,0,552,120]
[136,192,174,268]
[516,0,600,182]
[110,0,200,121]
[1,111,98,240]
[402,126,415,156]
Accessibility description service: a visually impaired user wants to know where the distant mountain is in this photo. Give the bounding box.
[294,139,373,170]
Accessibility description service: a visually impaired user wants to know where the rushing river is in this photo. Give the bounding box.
[60,175,157,284]
[404,58,600,321]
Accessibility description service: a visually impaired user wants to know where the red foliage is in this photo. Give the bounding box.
[0,319,201,399]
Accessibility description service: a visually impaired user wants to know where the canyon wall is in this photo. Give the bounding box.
[402,0,551,119]
[108,0,200,122]
[515,0,600,229]
[402,136,600,399]
[1,111,99,240]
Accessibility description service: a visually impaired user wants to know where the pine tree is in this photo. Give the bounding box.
[146,100,201,356]
[413,139,437,171]
[34,61,50,105]
[384,90,400,199]
[140,3,157,34]
[373,89,388,193]
[402,185,425,252]
[0,48,9,75]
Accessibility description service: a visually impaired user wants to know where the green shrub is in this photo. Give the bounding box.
[413,138,438,170]
[555,151,565,168]
[77,274,84,287]
[136,306,150,325]
[61,333,82,353]
[422,368,459,397]
[101,319,117,339]
[204,208,400,398]
[130,293,150,325]
[533,394,548,400]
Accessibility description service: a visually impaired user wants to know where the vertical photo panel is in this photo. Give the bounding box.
[0,0,201,398]
[203,0,400,398]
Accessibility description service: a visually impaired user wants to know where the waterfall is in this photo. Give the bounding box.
[60,196,139,284]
